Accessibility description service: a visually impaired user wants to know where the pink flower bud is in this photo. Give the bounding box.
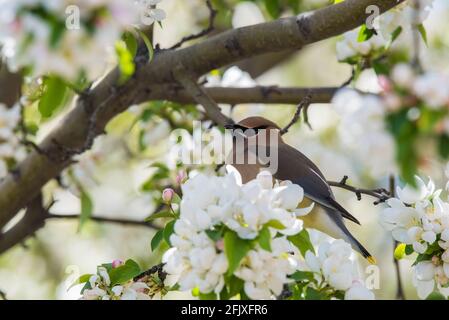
[176,170,187,185]
[216,239,224,251]
[162,188,175,203]
[112,259,124,268]
[378,75,393,92]
[432,255,440,266]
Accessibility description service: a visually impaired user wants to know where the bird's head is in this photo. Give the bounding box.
[225,117,282,145]
[225,116,281,133]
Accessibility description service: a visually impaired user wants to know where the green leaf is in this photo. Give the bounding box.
[391,26,403,42]
[426,291,446,300]
[288,229,315,256]
[80,280,92,294]
[413,253,433,266]
[305,287,326,300]
[78,190,93,232]
[358,24,376,42]
[136,28,154,62]
[386,110,418,187]
[122,31,138,57]
[265,219,286,230]
[115,40,136,84]
[151,229,164,252]
[228,276,244,298]
[145,211,176,221]
[38,76,69,118]
[256,226,271,252]
[199,292,217,300]
[394,243,406,260]
[101,263,113,273]
[439,135,449,159]
[289,271,315,282]
[264,0,281,19]
[224,231,253,276]
[109,259,141,286]
[417,24,428,46]
[205,228,224,242]
[69,274,92,290]
[163,220,176,246]
[405,244,414,255]
[372,60,390,76]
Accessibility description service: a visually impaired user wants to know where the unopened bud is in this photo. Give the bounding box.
[112,259,124,268]
[162,188,175,203]
[176,170,187,185]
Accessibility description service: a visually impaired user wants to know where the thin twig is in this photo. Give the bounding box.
[390,175,405,300]
[340,67,356,88]
[169,0,217,50]
[328,175,392,205]
[411,0,423,72]
[280,93,313,135]
[47,213,160,230]
[134,263,166,283]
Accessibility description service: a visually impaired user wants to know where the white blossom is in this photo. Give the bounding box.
[0,0,166,81]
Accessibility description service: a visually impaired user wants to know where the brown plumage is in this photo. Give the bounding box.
[225,116,375,263]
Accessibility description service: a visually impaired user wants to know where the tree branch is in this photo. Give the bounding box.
[173,64,232,126]
[169,0,217,50]
[0,60,22,108]
[150,85,338,105]
[46,214,159,229]
[0,194,47,255]
[280,93,313,134]
[0,0,405,232]
[328,176,392,205]
[389,175,405,300]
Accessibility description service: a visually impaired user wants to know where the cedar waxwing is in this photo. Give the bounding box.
[225,116,375,264]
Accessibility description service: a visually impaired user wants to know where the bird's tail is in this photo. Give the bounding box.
[348,233,377,265]
[327,209,377,264]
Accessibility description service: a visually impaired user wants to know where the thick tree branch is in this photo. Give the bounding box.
[0,194,47,255]
[173,64,232,126]
[156,85,338,105]
[0,0,404,232]
[0,61,22,108]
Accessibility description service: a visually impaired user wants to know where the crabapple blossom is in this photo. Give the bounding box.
[336,1,434,62]
[381,176,449,299]
[0,0,167,81]
[162,170,314,297]
[297,238,374,300]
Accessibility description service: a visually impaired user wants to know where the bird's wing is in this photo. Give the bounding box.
[262,144,361,225]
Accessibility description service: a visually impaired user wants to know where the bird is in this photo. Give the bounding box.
[224,116,376,264]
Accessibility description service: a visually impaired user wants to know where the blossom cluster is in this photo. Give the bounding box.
[380,176,449,299]
[0,103,26,178]
[80,259,165,300]
[336,0,434,62]
[332,89,397,177]
[162,170,311,299]
[0,0,166,81]
[296,238,375,300]
[161,169,374,300]
[332,61,449,181]
[380,64,449,123]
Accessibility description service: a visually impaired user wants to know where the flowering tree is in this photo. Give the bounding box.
[1,0,449,300]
